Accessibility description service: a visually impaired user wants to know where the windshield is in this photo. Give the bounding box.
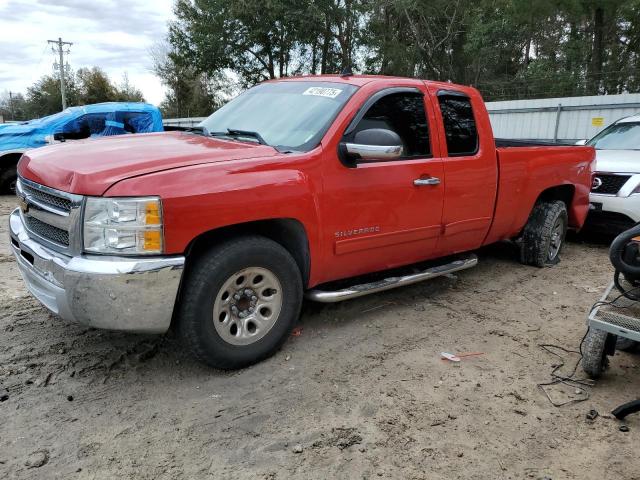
[21,108,77,126]
[588,122,640,150]
[200,81,358,152]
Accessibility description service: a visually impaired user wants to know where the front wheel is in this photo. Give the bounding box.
[0,165,17,194]
[582,328,609,378]
[520,200,568,267]
[178,236,303,369]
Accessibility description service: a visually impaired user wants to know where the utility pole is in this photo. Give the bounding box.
[8,91,14,120]
[47,37,72,110]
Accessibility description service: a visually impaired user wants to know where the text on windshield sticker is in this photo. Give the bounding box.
[302,87,343,98]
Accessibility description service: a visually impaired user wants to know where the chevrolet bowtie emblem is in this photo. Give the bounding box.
[19,196,29,214]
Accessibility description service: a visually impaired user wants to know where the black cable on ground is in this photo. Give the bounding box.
[537,284,640,407]
[537,329,592,407]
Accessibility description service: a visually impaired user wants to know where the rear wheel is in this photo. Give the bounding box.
[178,236,303,369]
[520,200,568,267]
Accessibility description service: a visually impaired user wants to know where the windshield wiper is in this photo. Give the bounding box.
[168,125,209,135]
[226,129,267,145]
[210,128,268,145]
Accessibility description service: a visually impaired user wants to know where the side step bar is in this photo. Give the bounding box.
[305,253,478,303]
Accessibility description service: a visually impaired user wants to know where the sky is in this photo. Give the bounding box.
[0,0,175,105]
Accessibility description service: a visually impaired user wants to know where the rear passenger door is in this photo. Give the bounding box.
[430,88,498,254]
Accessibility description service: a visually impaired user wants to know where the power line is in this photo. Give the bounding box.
[47,37,73,110]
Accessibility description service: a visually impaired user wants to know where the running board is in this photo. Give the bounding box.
[305,253,478,303]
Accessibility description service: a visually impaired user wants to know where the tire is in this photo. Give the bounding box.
[616,337,639,353]
[0,165,17,194]
[609,223,640,277]
[520,200,568,267]
[582,328,609,378]
[177,235,303,369]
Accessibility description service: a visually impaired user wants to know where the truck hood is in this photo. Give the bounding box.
[594,149,640,174]
[18,131,280,195]
[0,124,37,135]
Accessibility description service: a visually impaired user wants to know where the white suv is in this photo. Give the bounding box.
[587,114,640,231]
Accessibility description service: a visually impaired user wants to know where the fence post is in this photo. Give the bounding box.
[553,104,562,142]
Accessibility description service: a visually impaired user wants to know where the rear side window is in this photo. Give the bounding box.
[437,93,478,156]
[123,112,154,133]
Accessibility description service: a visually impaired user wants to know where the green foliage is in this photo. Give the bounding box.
[152,41,228,117]
[113,73,146,103]
[161,0,640,103]
[24,72,79,118]
[2,68,146,121]
[162,0,367,100]
[76,67,116,104]
[0,92,29,122]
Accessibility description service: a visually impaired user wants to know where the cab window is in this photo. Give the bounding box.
[437,93,479,156]
[60,113,108,139]
[351,92,431,158]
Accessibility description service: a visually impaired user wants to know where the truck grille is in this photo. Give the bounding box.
[17,177,82,253]
[592,174,630,195]
[24,216,70,246]
[20,182,72,212]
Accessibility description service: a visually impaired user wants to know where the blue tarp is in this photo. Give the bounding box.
[0,102,163,154]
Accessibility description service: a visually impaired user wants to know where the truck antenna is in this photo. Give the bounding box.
[340,65,353,77]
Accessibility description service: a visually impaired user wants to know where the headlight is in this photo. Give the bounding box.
[83,197,163,255]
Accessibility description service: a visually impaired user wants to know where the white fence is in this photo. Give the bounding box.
[486,93,640,142]
[163,117,207,128]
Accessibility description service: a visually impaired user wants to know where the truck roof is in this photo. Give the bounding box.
[273,74,472,92]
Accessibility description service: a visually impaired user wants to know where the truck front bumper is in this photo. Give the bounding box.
[589,192,640,231]
[9,208,185,333]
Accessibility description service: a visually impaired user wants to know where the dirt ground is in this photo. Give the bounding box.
[1,194,639,480]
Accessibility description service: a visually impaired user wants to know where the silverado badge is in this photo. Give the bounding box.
[335,226,380,239]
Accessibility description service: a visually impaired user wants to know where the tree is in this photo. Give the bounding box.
[6,68,147,121]
[161,0,640,104]
[25,72,79,118]
[114,73,146,102]
[152,41,227,117]
[169,0,307,86]
[76,67,117,104]
[0,91,28,121]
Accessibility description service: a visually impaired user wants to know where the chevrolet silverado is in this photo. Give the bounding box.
[10,75,594,368]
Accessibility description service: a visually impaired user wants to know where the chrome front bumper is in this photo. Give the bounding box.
[9,208,185,333]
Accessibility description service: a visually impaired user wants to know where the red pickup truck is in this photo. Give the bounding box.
[10,75,594,368]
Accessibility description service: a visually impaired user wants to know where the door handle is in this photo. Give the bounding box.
[414,177,440,186]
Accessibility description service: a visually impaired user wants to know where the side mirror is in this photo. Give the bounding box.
[343,128,404,163]
[53,132,66,142]
[575,139,588,145]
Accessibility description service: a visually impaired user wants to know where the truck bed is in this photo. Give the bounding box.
[483,144,594,245]
[495,138,565,147]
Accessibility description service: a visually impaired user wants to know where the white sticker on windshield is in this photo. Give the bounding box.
[302,87,343,98]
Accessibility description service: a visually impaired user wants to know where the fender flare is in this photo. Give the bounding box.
[0,150,26,161]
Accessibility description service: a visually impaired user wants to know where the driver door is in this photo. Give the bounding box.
[320,87,445,282]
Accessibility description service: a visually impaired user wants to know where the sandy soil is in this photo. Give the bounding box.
[0,193,639,480]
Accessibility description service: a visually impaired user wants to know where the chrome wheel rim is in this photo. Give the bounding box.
[213,267,282,346]
[548,218,564,260]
